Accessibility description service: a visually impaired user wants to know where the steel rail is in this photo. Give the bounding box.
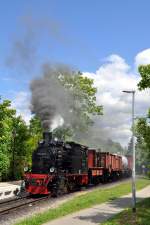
[0,196,27,205]
[0,196,50,215]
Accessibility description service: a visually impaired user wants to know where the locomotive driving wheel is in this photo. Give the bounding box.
[51,176,69,197]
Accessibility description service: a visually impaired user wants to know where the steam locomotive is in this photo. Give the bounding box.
[24,132,132,196]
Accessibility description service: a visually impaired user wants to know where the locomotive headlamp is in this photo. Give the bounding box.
[50,167,55,173]
[24,166,28,172]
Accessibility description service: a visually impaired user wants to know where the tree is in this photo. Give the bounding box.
[138,65,150,90]
[127,137,133,155]
[53,126,73,140]
[0,98,32,180]
[29,115,43,136]
[136,65,150,154]
[0,99,16,180]
[137,64,150,174]
[55,71,103,140]
[10,116,30,179]
[26,116,43,166]
[135,118,150,175]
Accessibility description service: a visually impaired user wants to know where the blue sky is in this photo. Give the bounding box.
[1,0,150,65]
[1,0,150,145]
[0,0,150,71]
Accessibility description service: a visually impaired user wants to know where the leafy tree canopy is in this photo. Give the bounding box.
[26,115,43,165]
[0,99,15,178]
[0,98,32,180]
[138,64,150,90]
[135,64,150,171]
[55,71,103,140]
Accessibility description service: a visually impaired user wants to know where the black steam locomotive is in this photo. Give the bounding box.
[24,132,89,195]
[24,132,132,196]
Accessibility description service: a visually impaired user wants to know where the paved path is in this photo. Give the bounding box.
[43,185,150,225]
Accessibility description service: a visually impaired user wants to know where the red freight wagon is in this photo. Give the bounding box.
[88,149,96,167]
[100,152,110,169]
[88,149,104,184]
[111,154,122,171]
[100,152,122,171]
[126,155,133,170]
[96,152,101,167]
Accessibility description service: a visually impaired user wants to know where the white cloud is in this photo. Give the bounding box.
[135,48,150,67]
[11,91,32,124]
[83,52,150,146]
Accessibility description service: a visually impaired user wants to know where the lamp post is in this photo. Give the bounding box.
[122,90,136,212]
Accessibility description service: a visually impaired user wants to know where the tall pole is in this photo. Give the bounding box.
[123,90,136,212]
[132,91,136,212]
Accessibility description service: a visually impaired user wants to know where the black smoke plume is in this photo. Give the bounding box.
[30,64,74,130]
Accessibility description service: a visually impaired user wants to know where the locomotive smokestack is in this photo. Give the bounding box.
[43,131,52,145]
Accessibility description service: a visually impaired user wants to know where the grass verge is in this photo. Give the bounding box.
[15,178,150,225]
[101,197,150,225]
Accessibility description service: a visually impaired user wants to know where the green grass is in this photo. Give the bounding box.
[15,178,150,225]
[101,197,150,225]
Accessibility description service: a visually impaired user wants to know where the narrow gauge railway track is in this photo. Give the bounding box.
[0,195,50,215]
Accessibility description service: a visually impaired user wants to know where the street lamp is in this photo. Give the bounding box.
[122,90,136,212]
